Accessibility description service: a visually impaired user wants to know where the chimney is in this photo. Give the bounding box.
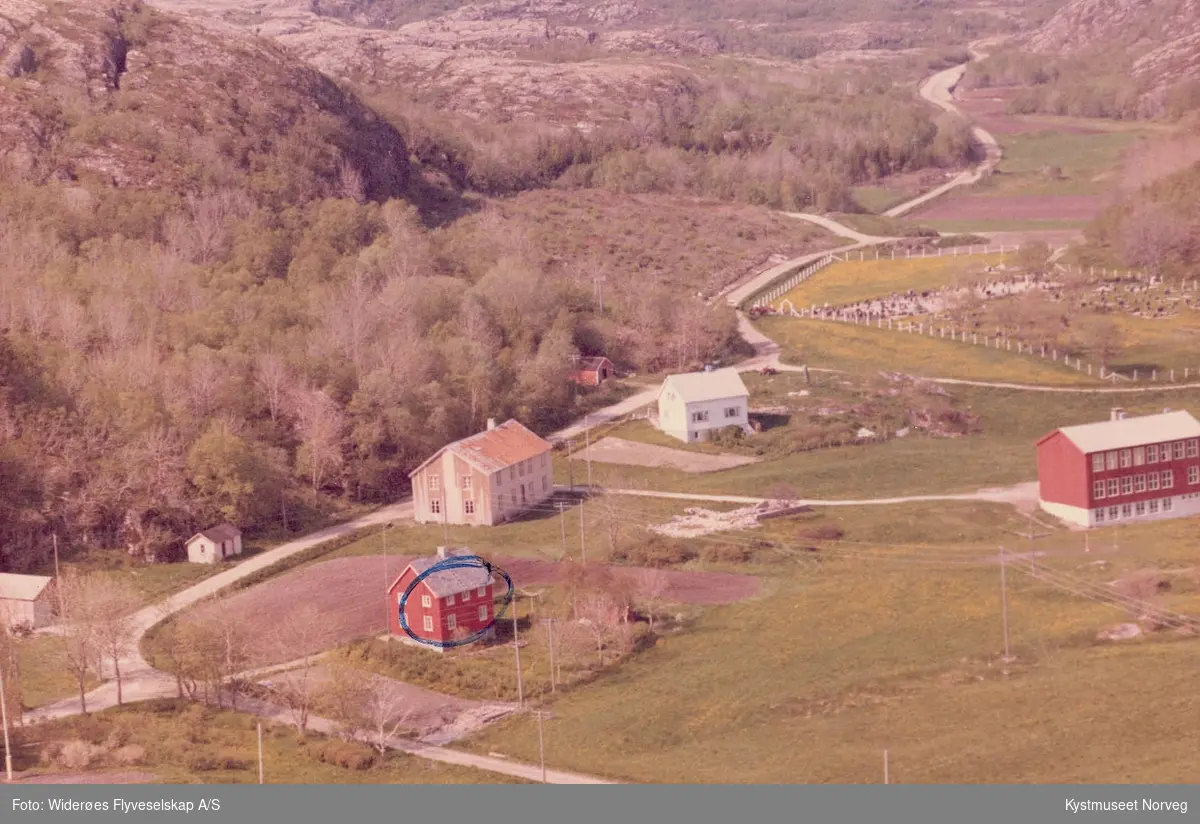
[436,546,449,560]
[486,418,496,430]
[1110,407,1125,421]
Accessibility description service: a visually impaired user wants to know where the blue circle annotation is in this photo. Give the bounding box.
[397,554,514,649]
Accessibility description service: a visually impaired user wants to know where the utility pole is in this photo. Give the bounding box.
[52,533,60,582]
[383,523,390,635]
[584,416,592,491]
[579,498,587,564]
[442,495,450,547]
[512,594,524,706]
[0,657,12,782]
[558,502,568,558]
[567,439,574,492]
[594,276,606,315]
[883,749,889,785]
[281,488,289,533]
[546,618,557,693]
[999,545,1011,663]
[257,722,264,784]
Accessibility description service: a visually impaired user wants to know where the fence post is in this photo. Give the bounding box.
[1171,369,1175,382]
[1088,364,1092,375]
[1153,369,1158,381]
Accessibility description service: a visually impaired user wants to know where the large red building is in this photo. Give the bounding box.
[388,547,496,651]
[1037,408,1200,528]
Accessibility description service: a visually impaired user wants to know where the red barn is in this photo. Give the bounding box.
[1036,408,1200,528]
[569,356,614,387]
[388,546,496,651]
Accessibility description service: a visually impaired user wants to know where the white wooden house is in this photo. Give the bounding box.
[0,573,56,630]
[655,367,751,443]
[185,523,243,564]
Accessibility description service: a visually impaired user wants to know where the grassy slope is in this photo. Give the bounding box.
[462,509,1200,783]
[758,317,1098,385]
[15,635,101,710]
[774,253,1011,309]
[977,128,1147,198]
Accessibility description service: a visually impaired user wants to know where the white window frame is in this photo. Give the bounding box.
[1107,478,1119,497]
[1121,503,1132,518]
[422,594,431,608]
[724,406,740,419]
[1133,447,1145,466]
[1119,449,1132,468]
[447,614,457,631]
[430,474,440,491]
[423,615,433,632]
[477,586,486,597]
[1135,501,1146,516]
[1094,508,1105,523]
[1108,506,1120,520]
[447,593,455,606]
[1147,444,1159,463]
[1163,497,1174,512]
[1093,480,1105,499]
[542,476,548,491]
[1163,469,1174,489]
[1092,453,1105,473]
[519,462,525,478]
[430,498,442,514]
[1189,466,1200,485]
[1173,441,1185,460]
[1106,452,1119,470]
[462,475,472,491]
[1134,474,1147,492]
[478,605,488,622]
[1189,440,1199,458]
[464,500,476,515]
[692,410,710,423]
[1149,499,1160,514]
[1149,473,1161,491]
[1121,476,1132,495]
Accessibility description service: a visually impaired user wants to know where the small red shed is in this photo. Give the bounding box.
[569,356,614,387]
[388,546,496,651]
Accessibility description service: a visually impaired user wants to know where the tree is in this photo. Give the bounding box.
[0,625,22,728]
[1120,201,1189,278]
[187,419,287,523]
[292,388,347,493]
[57,573,105,715]
[322,664,413,755]
[1015,241,1051,276]
[1073,316,1125,368]
[575,591,627,666]
[634,570,670,632]
[92,577,141,705]
[269,606,325,735]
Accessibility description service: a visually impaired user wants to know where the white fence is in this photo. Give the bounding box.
[749,254,836,309]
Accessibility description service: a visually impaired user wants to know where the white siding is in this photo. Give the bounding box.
[657,392,749,443]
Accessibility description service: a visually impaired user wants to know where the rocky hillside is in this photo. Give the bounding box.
[0,0,408,203]
[1026,0,1200,110]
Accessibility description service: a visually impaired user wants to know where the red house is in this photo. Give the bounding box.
[388,547,496,651]
[569,356,614,387]
[1036,408,1200,528]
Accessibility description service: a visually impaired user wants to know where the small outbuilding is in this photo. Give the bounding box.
[569,356,615,387]
[0,573,56,630]
[185,523,243,565]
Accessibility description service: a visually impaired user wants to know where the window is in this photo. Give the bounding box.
[1107,478,1119,497]
[1189,440,1199,458]
[1121,504,1132,518]
[1135,501,1146,516]
[1107,451,1119,470]
[1108,506,1120,520]
[509,467,515,481]
[497,494,505,510]
[463,588,470,601]
[462,475,472,491]
[1092,454,1105,472]
[1135,474,1147,493]
[423,616,433,632]
[1149,499,1160,514]
[430,499,442,514]
[1190,466,1200,485]
[429,475,440,491]
[447,614,457,631]
[1121,476,1132,495]
[478,605,488,622]
[518,462,525,478]
[447,594,455,606]
[464,500,475,515]
[1119,449,1132,468]
[1149,473,1161,491]
[477,586,486,597]
[1133,447,1145,466]
[1163,497,1174,512]
[1148,444,1159,463]
[421,594,431,608]
[1162,469,1174,489]
[1094,508,1105,523]
[724,406,740,418]
[542,476,549,491]
[1093,480,1105,499]
[520,485,527,503]
[692,410,710,423]
[1174,441,1186,460]
[541,453,548,468]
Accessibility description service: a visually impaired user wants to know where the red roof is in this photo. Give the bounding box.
[573,356,612,373]
[409,419,550,477]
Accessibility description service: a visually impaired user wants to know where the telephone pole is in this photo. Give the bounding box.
[558,502,568,558]
[999,545,1012,662]
[579,498,587,564]
[383,522,390,635]
[584,416,592,491]
[545,618,557,693]
[536,707,547,783]
[512,594,524,706]
[594,276,606,315]
[0,657,12,782]
[883,749,889,785]
[257,722,264,785]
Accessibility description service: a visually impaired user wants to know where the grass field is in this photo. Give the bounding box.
[10,700,524,784]
[15,635,101,710]
[921,218,1094,233]
[1107,311,1200,376]
[555,378,1200,500]
[772,253,1011,310]
[976,128,1148,199]
[848,187,909,215]
[461,508,1200,783]
[757,317,1098,385]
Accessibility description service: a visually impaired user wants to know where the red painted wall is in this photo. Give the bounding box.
[388,566,495,644]
[1037,431,1088,508]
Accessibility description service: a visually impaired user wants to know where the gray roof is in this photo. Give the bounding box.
[658,367,749,405]
[0,573,53,602]
[187,523,241,545]
[1050,410,1200,453]
[406,548,495,598]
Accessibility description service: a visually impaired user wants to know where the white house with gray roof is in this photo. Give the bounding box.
[0,572,56,630]
[655,367,751,444]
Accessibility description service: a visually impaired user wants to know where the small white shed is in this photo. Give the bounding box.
[0,573,56,630]
[185,523,243,565]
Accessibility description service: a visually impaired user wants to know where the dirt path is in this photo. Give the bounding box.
[580,437,760,473]
[592,482,1041,509]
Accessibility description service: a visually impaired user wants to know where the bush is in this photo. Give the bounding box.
[799,524,844,541]
[186,751,249,772]
[610,535,697,567]
[112,745,147,766]
[701,543,751,564]
[58,740,104,770]
[709,425,746,447]
[314,741,377,770]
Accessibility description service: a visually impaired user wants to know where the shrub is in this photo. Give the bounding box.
[710,425,746,447]
[799,524,844,541]
[314,741,376,770]
[58,740,104,770]
[112,745,147,766]
[701,544,751,564]
[610,535,697,567]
